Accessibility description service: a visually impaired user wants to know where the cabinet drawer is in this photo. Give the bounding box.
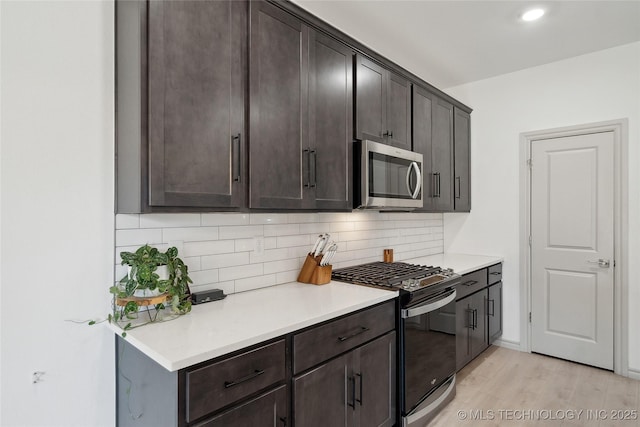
[194,385,287,427]
[293,301,395,374]
[186,340,285,423]
[488,263,502,285]
[456,269,488,300]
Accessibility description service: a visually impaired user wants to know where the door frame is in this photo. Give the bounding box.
[519,119,628,376]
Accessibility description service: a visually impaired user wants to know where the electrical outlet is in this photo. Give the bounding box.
[254,236,264,255]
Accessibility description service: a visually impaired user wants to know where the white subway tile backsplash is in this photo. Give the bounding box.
[139,213,201,228]
[219,263,263,281]
[116,214,140,230]
[264,259,299,275]
[201,252,249,270]
[276,234,310,248]
[163,227,219,243]
[298,222,327,234]
[202,213,249,226]
[115,211,444,297]
[264,223,300,237]
[329,221,355,233]
[182,256,201,272]
[183,240,234,257]
[287,213,320,223]
[189,269,220,287]
[235,274,276,293]
[276,270,299,285]
[219,225,263,240]
[115,229,163,247]
[250,213,288,225]
[250,248,290,264]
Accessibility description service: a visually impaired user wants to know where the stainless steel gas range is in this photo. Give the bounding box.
[332,261,460,427]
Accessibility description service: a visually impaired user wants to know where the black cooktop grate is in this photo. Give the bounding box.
[331,262,442,287]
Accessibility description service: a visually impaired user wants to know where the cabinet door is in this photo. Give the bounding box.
[386,71,412,150]
[431,97,454,211]
[196,385,287,427]
[455,299,472,371]
[469,290,488,360]
[412,85,434,211]
[309,30,353,210]
[454,107,471,211]
[355,55,386,143]
[147,0,246,208]
[488,281,503,344]
[249,2,309,209]
[355,332,396,427]
[293,352,354,427]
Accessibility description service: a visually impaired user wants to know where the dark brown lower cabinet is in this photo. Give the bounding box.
[293,331,396,427]
[487,281,503,345]
[194,385,287,427]
[456,264,503,371]
[456,291,487,371]
[116,301,397,427]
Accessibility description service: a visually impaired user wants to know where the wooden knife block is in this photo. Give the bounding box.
[297,253,332,285]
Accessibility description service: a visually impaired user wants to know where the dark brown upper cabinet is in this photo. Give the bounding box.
[453,107,471,212]
[249,2,353,210]
[355,55,411,150]
[413,86,454,212]
[116,0,247,212]
[308,31,354,210]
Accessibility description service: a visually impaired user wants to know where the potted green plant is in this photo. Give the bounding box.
[106,244,193,333]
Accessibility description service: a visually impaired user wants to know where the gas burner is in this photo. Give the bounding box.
[332,262,456,293]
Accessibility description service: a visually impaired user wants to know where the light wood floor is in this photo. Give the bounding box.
[429,346,640,427]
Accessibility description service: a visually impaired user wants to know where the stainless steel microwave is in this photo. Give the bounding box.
[355,140,423,209]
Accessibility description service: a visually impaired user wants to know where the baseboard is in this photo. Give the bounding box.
[628,368,640,380]
[492,338,522,352]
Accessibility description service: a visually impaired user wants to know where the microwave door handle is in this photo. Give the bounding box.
[405,161,421,199]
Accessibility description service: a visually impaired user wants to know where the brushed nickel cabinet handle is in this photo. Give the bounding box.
[232,134,241,182]
[224,369,265,389]
[338,326,369,342]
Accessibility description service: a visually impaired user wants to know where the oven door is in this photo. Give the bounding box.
[401,288,457,417]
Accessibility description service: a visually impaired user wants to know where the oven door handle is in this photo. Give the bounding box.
[401,289,456,319]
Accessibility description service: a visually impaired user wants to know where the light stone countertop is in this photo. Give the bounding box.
[405,253,503,275]
[106,280,397,371]
[105,252,502,372]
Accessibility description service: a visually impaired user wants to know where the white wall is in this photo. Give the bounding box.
[1,1,115,426]
[443,42,640,371]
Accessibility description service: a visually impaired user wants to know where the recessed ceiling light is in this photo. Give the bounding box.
[521,8,545,22]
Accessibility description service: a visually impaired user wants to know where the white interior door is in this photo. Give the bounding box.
[530,131,614,370]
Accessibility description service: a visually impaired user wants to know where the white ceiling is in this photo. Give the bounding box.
[292,0,640,88]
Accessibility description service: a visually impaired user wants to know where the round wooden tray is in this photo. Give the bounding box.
[115,293,170,307]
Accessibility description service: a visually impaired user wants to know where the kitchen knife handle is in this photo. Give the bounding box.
[224,369,264,388]
[232,134,241,182]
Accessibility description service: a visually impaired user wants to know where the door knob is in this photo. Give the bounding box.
[587,259,611,268]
